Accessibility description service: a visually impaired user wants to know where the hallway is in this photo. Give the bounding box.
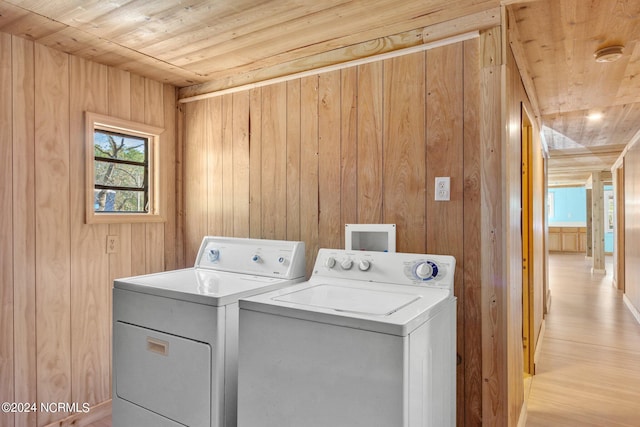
[526,254,640,426]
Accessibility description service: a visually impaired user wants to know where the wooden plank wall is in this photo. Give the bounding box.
[624,143,640,314]
[0,33,177,427]
[182,38,485,426]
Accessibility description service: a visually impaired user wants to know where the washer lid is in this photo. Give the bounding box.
[274,285,419,316]
[114,268,300,306]
[240,280,453,336]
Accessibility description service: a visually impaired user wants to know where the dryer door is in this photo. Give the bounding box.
[114,322,211,426]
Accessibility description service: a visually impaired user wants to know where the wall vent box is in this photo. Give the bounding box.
[345,224,396,252]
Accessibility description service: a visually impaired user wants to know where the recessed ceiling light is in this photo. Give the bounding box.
[586,112,603,121]
[594,45,624,63]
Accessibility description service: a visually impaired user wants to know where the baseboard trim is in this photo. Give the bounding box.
[623,295,640,325]
[44,399,111,427]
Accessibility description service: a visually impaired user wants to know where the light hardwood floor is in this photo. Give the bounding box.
[526,253,640,426]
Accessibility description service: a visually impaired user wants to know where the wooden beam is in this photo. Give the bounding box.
[179,32,479,103]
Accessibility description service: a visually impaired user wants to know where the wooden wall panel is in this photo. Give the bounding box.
[384,52,426,254]
[340,67,358,247]
[222,94,234,236]
[163,83,178,270]
[286,80,301,241]
[261,82,288,240]
[207,97,224,237]
[478,27,507,427]
[181,36,492,425]
[249,88,263,238]
[318,70,342,250]
[183,100,209,262]
[11,35,37,427]
[505,32,525,426]
[462,37,483,427]
[35,43,72,426]
[426,41,466,423]
[232,91,250,238]
[2,34,177,427]
[625,144,640,313]
[0,31,14,427]
[129,74,147,277]
[69,56,110,409]
[356,62,383,224]
[300,76,319,275]
[144,78,166,274]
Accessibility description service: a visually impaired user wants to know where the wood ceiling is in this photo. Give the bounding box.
[507,0,640,186]
[1,0,638,187]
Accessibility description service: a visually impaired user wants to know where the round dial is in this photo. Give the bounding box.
[414,260,439,281]
[324,256,336,269]
[341,259,353,270]
[358,259,371,271]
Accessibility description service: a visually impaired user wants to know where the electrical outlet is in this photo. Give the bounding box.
[435,177,450,201]
[106,235,120,254]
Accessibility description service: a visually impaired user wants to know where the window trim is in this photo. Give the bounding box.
[85,111,165,224]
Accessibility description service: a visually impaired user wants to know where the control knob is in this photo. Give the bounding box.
[414,260,439,281]
[325,256,336,269]
[341,259,353,270]
[358,259,371,271]
[252,254,261,263]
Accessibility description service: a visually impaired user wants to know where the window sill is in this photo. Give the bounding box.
[86,212,165,225]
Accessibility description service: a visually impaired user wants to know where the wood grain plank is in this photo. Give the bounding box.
[425,44,464,256]
[479,27,507,427]
[232,91,250,238]
[248,88,262,238]
[34,43,72,426]
[144,78,165,274]
[340,67,358,247]
[383,52,425,254]
[260,82,287,240]
[11,34,37,427]
[300,75,319,275]
[506,41,525,427]
[0,31,14,427]
[318,70,342,250]
[183,100,209,264]
[129,74,147,275]
[356,62,383,223]
[69,55,111,408]
[624,142,640,310]
[207,96,224,237]
[222,93,234,236]
[162,83,178,270]
[286,80,301,241]
[462,37,483,427]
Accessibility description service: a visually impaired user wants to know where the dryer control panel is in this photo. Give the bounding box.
[195,237,306,279]
[312,248,455,293]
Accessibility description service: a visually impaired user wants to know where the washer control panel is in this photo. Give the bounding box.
[195,236,306,279]
[313,249,455,292]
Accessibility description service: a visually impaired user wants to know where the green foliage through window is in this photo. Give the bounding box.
[93,129,149,213]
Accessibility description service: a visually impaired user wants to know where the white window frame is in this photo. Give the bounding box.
[85,111,164,224]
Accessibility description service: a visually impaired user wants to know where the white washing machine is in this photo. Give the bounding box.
[237,248,456,427]
[112,236,306,427]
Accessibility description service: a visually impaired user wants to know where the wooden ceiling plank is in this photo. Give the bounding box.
[180,0,498,78]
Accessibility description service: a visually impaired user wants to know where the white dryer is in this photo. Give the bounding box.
[237,248,456,427]
[112,236,306,427]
